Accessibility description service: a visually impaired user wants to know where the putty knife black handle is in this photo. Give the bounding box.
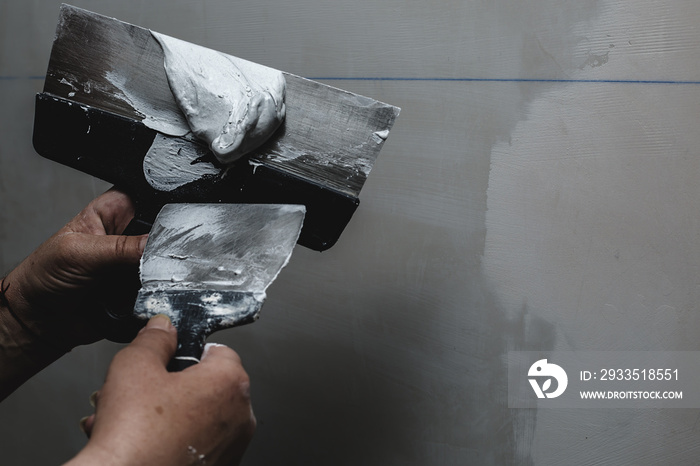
[167,306,211,372]
[169,327,207,372]
[134,289,264,372]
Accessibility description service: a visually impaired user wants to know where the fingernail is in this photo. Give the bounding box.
[202,342,227,359]
[89,391,98,408]
[138,235,149,254]
[147,314,172,330]
[79,416,89,435]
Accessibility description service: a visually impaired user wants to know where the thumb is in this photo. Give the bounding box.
[112,315,177,371]
[80,234,148,271]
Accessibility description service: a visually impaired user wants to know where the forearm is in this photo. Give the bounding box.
[0,276,69,401]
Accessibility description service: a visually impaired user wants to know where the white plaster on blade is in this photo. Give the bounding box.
[373,129,389,143]
[265,142,306,162]
[139,203,304,302]
[248,159,264,174]
[143,295,173,314]
[151,32,286,165]
[59,77,76,91]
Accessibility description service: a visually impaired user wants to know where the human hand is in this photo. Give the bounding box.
[68,315,256,466]
[2,188,147,348]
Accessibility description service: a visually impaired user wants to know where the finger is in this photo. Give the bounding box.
[198,343,252,405]
[198,343,245,373]
[112,315,177,371]
[66,189,136,236]
[89,390,99,408]
[79,414,96,438]
[91,188,137,235]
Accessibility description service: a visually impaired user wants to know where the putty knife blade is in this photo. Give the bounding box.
[133,203,305,370]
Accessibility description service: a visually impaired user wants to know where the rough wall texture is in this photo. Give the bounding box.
[2,0,700,464]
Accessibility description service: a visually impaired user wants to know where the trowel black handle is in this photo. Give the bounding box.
[122,215,155,236]
[85,265,144,344]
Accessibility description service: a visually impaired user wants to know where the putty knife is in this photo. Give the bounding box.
[33,4,400,252]
[134,203,305,371]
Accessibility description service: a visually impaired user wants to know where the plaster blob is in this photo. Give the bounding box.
[152,32,287,164]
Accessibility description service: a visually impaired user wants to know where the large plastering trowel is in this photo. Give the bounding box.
[134,203,305,371]
[33,4,400,252]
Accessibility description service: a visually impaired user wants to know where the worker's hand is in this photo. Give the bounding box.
[67,315,256,466]
[2,188,146,348]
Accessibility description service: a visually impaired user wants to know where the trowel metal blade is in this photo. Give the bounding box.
[41,4,400,199]
[34,4,399,251]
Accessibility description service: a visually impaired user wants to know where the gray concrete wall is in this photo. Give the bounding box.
[3,0,700,464]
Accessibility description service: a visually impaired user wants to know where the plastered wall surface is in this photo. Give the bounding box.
[3,0,700,464]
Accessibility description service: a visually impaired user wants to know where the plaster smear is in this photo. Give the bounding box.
[484,1,700,464]
[485,84,700,466]
[152,32,287,165]
[143,133,220,191]
[105,70,190,136]
[484,0,700,350]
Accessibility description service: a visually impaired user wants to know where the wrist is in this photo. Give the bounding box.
[0,271,75,353]
[0,276,69,401]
